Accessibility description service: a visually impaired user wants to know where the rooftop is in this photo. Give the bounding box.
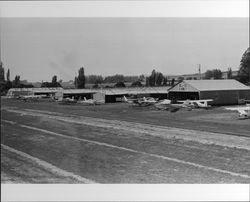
[184,79,250,91]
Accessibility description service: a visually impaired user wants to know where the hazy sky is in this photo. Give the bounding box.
[1,18,249,82]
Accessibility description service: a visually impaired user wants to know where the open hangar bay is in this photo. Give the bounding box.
[1,91,250,183]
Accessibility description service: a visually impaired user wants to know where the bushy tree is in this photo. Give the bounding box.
[92,83,100,89]
[139,74,145,82]
[147,69,165,86]
[177,76,184,82]
[213,69,222,79]
[104,74,125,83]
[204,70,213,79]
[0,63,12,95]
[114,81,126,88]
[52,75,57,84]
[12,75,21,88]
[86,75,104,84]
[238,47,250,84]
[40,75,61,87]
[204,69,222,79]
[131,80,142,87]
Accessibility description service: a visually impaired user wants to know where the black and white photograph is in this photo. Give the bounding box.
[1,0,249,201]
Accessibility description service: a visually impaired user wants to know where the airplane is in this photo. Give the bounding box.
[123,95,158,107]
[57,97,77,105]
[123,95,156,107]
[225,104,250,119]
[154,99,172,110]
[122,95,138,104]
[142,97,158,104]
[177,99,213,109]
[77,97,103,105]
[154,99,193,112]
[21,94,47,102]
[154,99,213,112]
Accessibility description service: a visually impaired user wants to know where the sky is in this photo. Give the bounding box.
[1,17,249,82]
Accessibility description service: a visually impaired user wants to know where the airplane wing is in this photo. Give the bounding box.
[225,107,250,111]
[191,99,213,102]
[225,106,250,117]
[177,100,186,103]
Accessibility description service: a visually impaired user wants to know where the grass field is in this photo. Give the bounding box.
[1,98,250,183]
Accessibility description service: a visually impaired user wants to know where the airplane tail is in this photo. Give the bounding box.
[84,97,87,101]
[123,96,128,102]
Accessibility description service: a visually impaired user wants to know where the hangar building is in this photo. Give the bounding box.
[103,87,169,103]
[63,89,105,103]
[62,87,169,103]
[6,87,63,98]
[168,79,250,105]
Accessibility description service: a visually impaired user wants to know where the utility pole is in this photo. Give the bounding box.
[198,64,201,80]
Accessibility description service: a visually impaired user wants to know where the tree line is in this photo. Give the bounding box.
[1,47,249,94]
[0,63,34,95]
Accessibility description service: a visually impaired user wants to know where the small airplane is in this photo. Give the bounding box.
[177,99,213,109]
[77,97,104,105]
[123,96,156,107]
[154,99,192,112]
[225,104,250,119]
[154,99,213,112]
[154,99,172,110]
[142,97,158,104]
[57,97,77,105]
[21,94,47,102]
[122,95,138,104]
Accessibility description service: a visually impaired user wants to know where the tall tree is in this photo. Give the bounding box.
[163,76,168,86]
[6,69,10,81]
[171,78,175,86]
[151,69,157,86]
[6,69,12,90]
[156,72,164,86]
[0,61,5,82]
[76,67,85,88]
[238,47,250,84]
[227,67,232,79]
[145,77,149,86]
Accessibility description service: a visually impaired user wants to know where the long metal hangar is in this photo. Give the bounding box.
[168,79,250,105]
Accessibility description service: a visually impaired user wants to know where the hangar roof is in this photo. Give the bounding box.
[169,79,250,92]
[8,87,63,92]
[63,87,169,95]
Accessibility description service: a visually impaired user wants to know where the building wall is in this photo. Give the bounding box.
[200,90,250,105]
[168,91,200,101]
